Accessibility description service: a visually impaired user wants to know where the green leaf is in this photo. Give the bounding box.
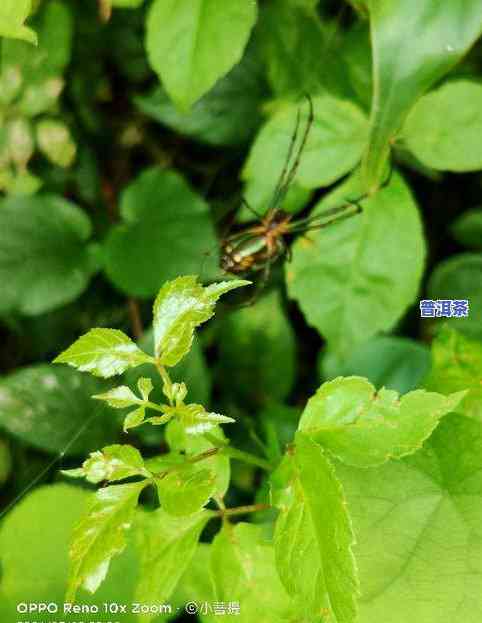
[299,376,465,467]
[63,444,149,484]
[427,252,482,340]
[0,484,140,623]
[240,177,312,221]
[152,275,249,366]
[156,464,216,516]
[135,509,211,620]
[451,208,482,250]
[122,406,146,433]
[218,290,296,406]
[424,326,482,422]
[111,0,145,7]
[401,80,482,172]
[287,172,425,356]
[67,480,148,601]
[319,336,431,395]
[137,377,153,401]
[0,365,118,456]
[103,168,219,297]
[210,522,297,622]
[135,43,265,146]
[18,76,64,117]
[93,385,143,408]
[336,413,482,623]
[0,194,97,316]
[0,0,36,44]
[146,0,257,110]
[361,0,482,190]
[273,432,357,622]
[243,96,368,191]
[177,403,234,435]
[54,328,153,378]
[36,119,76,168]
[5,117,34,167]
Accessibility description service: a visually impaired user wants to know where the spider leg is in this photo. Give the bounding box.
[241,198,263,220]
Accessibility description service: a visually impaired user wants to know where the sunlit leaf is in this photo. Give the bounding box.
[155,465,216,516]
[0,0,36,44]
[62,445,150,484]
[299,376,465,467]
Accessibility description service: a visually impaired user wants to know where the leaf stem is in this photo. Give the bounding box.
[214,503,271,518]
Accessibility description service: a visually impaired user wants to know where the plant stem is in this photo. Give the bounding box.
[153,447,220,479]
[127,297,143,340]
[214,503,271,518]
[204,432,272,471]
[155,360,173,403]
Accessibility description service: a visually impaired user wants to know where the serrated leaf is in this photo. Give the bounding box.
[146,0,257,110]
[401,80,482,172]
[67,480,148,601]
[299,376,465,467]
[137,377,153,401]
[152,275,249,366]
[122,406,146,433]
[0,0,37,44]
[156,465,216,516]
[0,194,97,316]
[287,171,425,357]
[361,0,482,190]
[93,386,141,408]
[427,253,482,340]
[424,326,482,422]
[243,95,368,191]
[178,403,235,435]
[336,413,482,623]
[0,365,118,456]
[135,509,211,621]
[210,522,298,622]
[273,432,357,623]
[63,445,149,484]
[54,328,153,378]
[451,208,482,250]
[103,168,220,297]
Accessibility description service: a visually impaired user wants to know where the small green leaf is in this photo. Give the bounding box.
[63,444,149,484]
[93,386,142,408]
[451,208,482,250]
[0,0,37,44]
[287,172,425,357]
[424,326,482,422]
[146,0,257,110]
[273,432,358,623]
[177,403,235,435]
[427,253,482,340]
[0,194,97,316]
[122,406,146,433]
[156,465,216,516]
[361,0,482,190]
[299,376,465,467]
[36,119,76,168]
[137,377,153,401]
[6,117,34,168]
[54,328,154,378]
[152,275,249,367]
[67,480,148,601]
[401,80,482,172]
[18,76,64,117]
[243,96,368,191]
[210,522,297,622]
[135,509,211,621]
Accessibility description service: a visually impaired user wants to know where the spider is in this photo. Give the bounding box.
[220,95,369,290]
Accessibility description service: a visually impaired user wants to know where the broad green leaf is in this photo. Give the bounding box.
[340,23,373,111]
[103,168,219,297]
[273,433,357,622]
[67,480,148,600]
[401,80,482,172]
[319,336,431,395]
[258,0,354,100]
[424,326,482,422]
[287,172,425,356]
[243,95,368,191]
[2,0,73,81]
[63,445,150,484]
[0,194,97,316]
[0,0,36,44]
[451,208,482,250]
[0,365,118,456]
[36,119,76,167]
[210,522,298,622]
[261,403,300,464]
[135,509,211,621]
[135,43,265,146]
[427,253,482,340]
[54,328,153,378]
[156,464,216,516]
[146,0,257,110]
[177,403,234,435]
[0,437,11,485]
[240,177,312,221]
[361,0,482,190]
[111,0,145,6]
[218,290,296,406]
[0,485,140,623]
[337,413,482,623]
[299,376,465,467]
[152,275,249,366]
